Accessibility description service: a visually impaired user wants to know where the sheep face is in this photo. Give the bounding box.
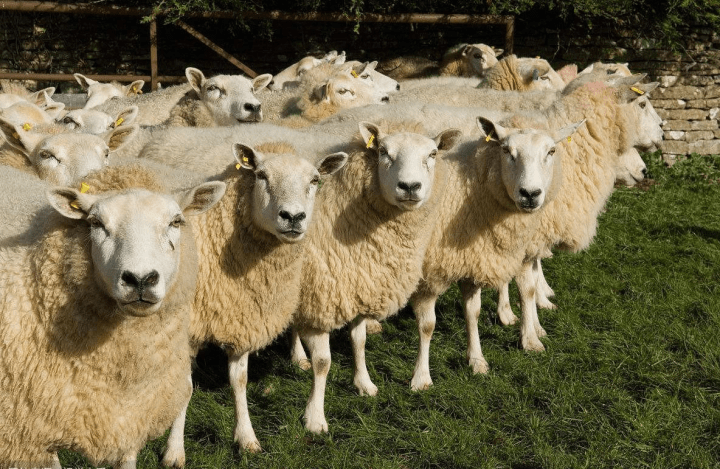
[186,68,273,125]
[624,94,663,151]
[517,58,566,91]
[317,74,390,110]
[350,61,401,94]
[234,143,348,243]
[1,101,56,126]
[359,122,462,210]
[0,119,138,186]
[46,183,225,317]
[60,109,114,134]
[463,44,502,76]
[75,74,145,109]
[269,56,324,91]
[478,117,585,212]
[614,147,647,187]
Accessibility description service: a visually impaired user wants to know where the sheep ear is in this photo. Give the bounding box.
[176,181,227,216]
[612,73,646,88]
[554,119,586,144]
[105,124,138,152]
[114,106,139,127]
[494,48,504,57]
[125,80,145,96]
[185,67,206,94]
[358,121,383,149]
[46,187,98,219]
[331,51,347,65]
[476,116,508,142]
[232,143,263,171]
[29,87,56,106]
[579,63,595,75]
[74,73,97,90]
[252,74,273,93]
[0,117,40,155]
[322,50,338,61]
[619,81,659,103]
[461,44,473,56]
[317,152,348,176]
[434,129,463,152]
[366,61,378,71]
[313,83,330,102]
[43,99,65,120]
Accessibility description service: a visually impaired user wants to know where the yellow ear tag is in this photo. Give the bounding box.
[131,86,142,95]
[567,136,572,143]
[631,86,645,95]
[236,156,249,170]
[22,123,32,131]
[351,70,359,78]
[485,130,494,143]
[115,117,124,127]
[366,134,375,149]
[70,182,90,209]
[235,163,241,170]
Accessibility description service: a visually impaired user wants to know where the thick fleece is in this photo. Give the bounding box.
[0,165,195,468]
[94,83,193,126]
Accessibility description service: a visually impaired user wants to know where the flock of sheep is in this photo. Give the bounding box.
[0,41,664,468]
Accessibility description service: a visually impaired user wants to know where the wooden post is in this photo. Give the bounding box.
[505,16,515,54]
[150,17,159,90]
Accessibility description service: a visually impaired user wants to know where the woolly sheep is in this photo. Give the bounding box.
[74,73,145,109]
[140,139,348,462]
[440,43,504,77]
[290,121,462,433]
[93,82,192,126]
[480,55,566,91]
[409,116,585,391]
[0,118,138,185]
[0,164,225,469]
[163,67,273,127]
[58,105,139,135]
[269,50,346,91]
[0,80,56,109]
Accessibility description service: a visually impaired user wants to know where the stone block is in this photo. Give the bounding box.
[665,131,685,140]
[663,120,693,131]
[664,109,709,120]
[690,140,720,155]
[659,75,679,87]
[652,99,686,109]
[685,131,716,142]
[661,140,690,154]
[691,120,719,130]
[686,99,707,108]
[705,86,720,98]
[715,130,720,139]
[657,85,703,99]
[710,108,720,119]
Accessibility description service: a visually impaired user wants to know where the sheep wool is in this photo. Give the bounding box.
[0,164,196,467]
[481,54,535,91]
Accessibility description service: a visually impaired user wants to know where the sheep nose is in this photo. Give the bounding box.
[381,95,390,102]
[398,181,422,193]
[244,103,261,112]
[396,83,401,91]
[279,210,306,225]
[519,188,542,200]
[121,270,159,291]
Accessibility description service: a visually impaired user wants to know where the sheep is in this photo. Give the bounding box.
[0,80,56,109]
[480,55,566,91]
[58,105,139,135]
[377,43,503,80]
[163,67,273,127]
[139,141,348,464]
[93,82,193,126]
[74,73,145,109]
[376,55,440,80]
[269,50,346,91]
[346,60,401,94]
[408,116,586,391]
[0,99,62,127]
[0,117,138,185]
[579,62,633,77]
[0,163,226,469]
[290,121,462,433]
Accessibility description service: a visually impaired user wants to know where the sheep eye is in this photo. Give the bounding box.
[338,89,349,95]
[104,148,110,158]
[310,176,320,185]
[378,146,388,156]
[206,85,219,92]
[360,74,370,80]
[39,150,55,160]
[548,148,556,156]
[256,171,268,181]
[429,149,438,158]
[88,217,104,229]
[474,53,482,59]
[170,215,185,228]
[540,76,549,80]
[639,100,647,109]
[62,116,77,126]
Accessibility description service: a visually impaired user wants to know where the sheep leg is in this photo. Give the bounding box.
[496,281,519,326]
[410,292,437,391]
[518,260,545,352]
[162,374,192,468]
[365,318,383,334]
[458,280,489,374]
[290,326,311,371]
[350,316,378,396]
[116,454,138,469]
[229,351,262,452]
[302,328,331,433]
[535,259,556,311]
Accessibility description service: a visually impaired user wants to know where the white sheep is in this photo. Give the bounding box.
[377,43,503,80]
[269,50,346,91]
[74,73,145,108]
[0,164,225,469]
[93,82,192,126]
[0,117,138,185]
[0,97,64,127]
[409,116,586,390]
[289,121,462,433]
[0,80,56,109]
[58,105,139,135]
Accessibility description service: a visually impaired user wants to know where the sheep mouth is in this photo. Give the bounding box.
[237,116,262,124]
[121,298,162,316]
[279,229,306,242]
[518,202,541,212]
[396,197,424,209]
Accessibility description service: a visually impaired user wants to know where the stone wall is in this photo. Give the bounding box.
[1,10,718,158]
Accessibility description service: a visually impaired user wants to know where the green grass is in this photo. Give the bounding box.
[59,152,720,469]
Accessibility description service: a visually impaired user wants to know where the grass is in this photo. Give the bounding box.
[59,152,720,469]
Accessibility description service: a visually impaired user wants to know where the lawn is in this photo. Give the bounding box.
[60,152,720,469]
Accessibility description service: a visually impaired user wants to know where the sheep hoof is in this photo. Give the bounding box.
[542,286,556,298]
[354,378,378,397]
[468,357,489,374]
[537,298,556,310]
[497,308,518,326]
[521,337,545,352]
[304,416,329,434]
[161,449,186,468]
[410,374,433,391]
[535,325,547,338]
[296,358,312,371]
[365,319,383,335]
[241,440,263,454]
